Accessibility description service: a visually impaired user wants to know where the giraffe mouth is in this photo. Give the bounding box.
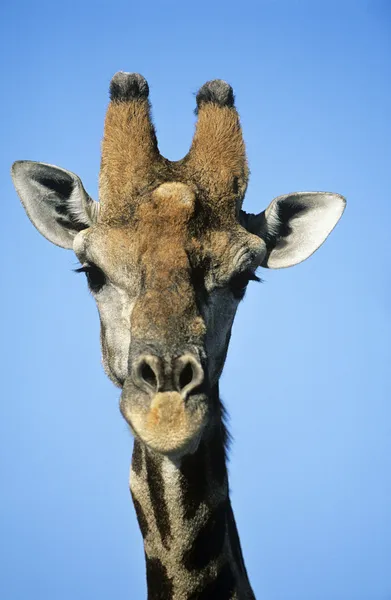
[120,388,209,457]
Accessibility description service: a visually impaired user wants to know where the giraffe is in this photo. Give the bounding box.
[11,72,346,599]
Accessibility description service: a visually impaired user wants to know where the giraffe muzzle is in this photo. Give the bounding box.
[120,352,209,456]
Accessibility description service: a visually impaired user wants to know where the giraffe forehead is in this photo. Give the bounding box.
[80,188,257,276]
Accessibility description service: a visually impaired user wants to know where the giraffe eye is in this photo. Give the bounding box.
[75,263,106,293]
[229,270,260,300]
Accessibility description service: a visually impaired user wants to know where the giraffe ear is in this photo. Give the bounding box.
[11,161,99,249]
[241,192,346,269]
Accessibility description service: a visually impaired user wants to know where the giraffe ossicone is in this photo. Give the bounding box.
[12,72,346,599]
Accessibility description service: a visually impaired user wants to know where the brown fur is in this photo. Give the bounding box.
[99,94,248,226]
[99,98,163,222]
[183,104,249,213]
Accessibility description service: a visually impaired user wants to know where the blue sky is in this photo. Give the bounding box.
[1,1,390,599]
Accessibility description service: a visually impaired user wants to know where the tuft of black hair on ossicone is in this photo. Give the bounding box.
[195,79,235,114]
[109,72,149,102]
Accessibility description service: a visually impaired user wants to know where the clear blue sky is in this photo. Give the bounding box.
[1,1,390,599]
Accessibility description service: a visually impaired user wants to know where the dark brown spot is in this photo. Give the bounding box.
[132,439,143,476]
[183,500,227,571]
[145,450,171,549]
[188,562,236,600]
[180,441,208,520]
[209,427,227,486]
[226,501,246,574]
[131,494,149,539]
[146,556,173,600]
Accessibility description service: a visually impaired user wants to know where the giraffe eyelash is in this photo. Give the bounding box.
[229,270,262,300]
[74,263,106,293]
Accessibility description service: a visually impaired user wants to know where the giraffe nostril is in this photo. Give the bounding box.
[141,363,158,389]
[179,362,194,390]
[132,353,203,397]
[133,355,162,394]
[175,355,204,397]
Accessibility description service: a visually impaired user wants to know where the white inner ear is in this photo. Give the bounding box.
[262,192,346,269]
[11,160,99,250]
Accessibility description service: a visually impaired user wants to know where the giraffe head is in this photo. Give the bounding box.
[11,73,345,459]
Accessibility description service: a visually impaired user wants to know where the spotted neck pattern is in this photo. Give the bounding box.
[129,387,255,599]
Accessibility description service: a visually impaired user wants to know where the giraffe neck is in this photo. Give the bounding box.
[129,392,255,600]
